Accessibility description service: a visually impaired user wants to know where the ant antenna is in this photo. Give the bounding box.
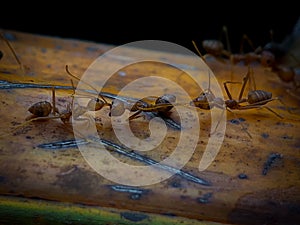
[0,33,24,73]
[221,26,231,53]
[192,40,206,62]
[52,87,56,115]
[65,65,108,104]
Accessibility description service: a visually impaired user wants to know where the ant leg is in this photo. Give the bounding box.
[128,110,144,121]
[224,63,251,101]
[236,102,284,119]
[51,87,58,115]
[192,40,206,62]
[273,97,296,115]
[210,106,226,136]
[0,114,64,138]
[239,34,257,54]
[259,105,284,119]
[238,66,251,100]
[65,65,108,105]
[286,88,300,100]
[223,81,242,100]
[248,66,256,91]
[226,108,252,139]
[0,33,23,72]
[221,26,231,54]
[246,97,293,115]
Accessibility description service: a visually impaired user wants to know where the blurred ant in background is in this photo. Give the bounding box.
[198,17,300,97]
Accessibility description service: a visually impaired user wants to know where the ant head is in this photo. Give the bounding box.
[87,98,106,111]
[190,90,215,110]
[202,40,224,56]
[261,50,275,67]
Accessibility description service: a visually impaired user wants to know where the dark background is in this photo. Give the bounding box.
[1,4,299,55]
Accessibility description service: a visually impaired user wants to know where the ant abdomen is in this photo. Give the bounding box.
[247,90,272,104]
[202,40,224,56]
[28,101,52,117]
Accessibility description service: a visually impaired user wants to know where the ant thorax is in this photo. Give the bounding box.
[225,99,239,109]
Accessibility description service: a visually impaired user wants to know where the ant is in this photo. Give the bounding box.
[0,86,73,137]
[1,64,114,138]
[66,65,179,132]
[191,41,293,138]
[191,41,250,137]
[261,24,300,92]
[228,26,300,92]
[190,66,291,138]
[198,26,232,63]
[66,65,178,131]
[199,27,283,67]
[189,70,252,137]
[228,34,263,65]
[26,87,73,124]
[198,24,300,92]
[222,66,289,120]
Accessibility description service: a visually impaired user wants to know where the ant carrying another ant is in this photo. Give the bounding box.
[66,64,178,125]
[110,94,177,121]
